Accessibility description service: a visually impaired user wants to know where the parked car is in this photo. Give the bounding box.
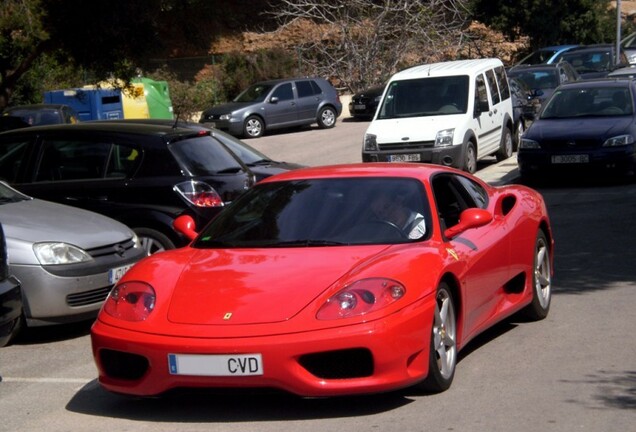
[91,163,553,397]
[607,65,636,78]
[514,44,580,66]
[0,180,145,338]
[0,222,22,348]
[0,122,295,254]
[200,77,342,138]
[362,58,514,173]
[348,85,385,119]
[507,61,580,120]
[621,32,636,65]
[518,78,636,179]
[555,45,629,79]
[0,116,30,132]
[508,77,536,147]
[2,103,80,126]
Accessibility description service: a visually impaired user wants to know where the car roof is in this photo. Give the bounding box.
[562,44,615,54]
[253,77,325,86]
[3,103,71,112]
[509,63,562,72]
[391,58,504,80]
[557,77,634,89]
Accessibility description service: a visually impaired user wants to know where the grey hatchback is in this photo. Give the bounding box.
[199,77,342,138]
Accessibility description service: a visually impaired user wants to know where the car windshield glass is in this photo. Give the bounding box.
[561,51,612,73]
[193,177,431,248]
[508,70,557,90]
[541,87,633,119]
[233,84,273,103]
[519,49,558,65]
[377,76,469,119]
[211,129,272,165]
[5,108,60,126]
[169,135,245,175]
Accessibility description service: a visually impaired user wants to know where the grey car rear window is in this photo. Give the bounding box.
[169,135,244,176]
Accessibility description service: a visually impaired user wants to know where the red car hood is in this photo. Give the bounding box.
[167,246,389,325]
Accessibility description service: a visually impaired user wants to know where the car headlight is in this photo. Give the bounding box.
[131,232,141,249]
[629,53,636,64]
[104,281,156,321]
[33,242,93,265]
[364,133,378,151]
[219,114,231,121]
[603,134,634,147]
[520,138,541,149]
[435,129,454,147]
[316,278,405,320]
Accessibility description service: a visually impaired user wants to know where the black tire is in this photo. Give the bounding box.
[514,120,524,151]
[0,312,23,348]
[134,227,176,256]
[243,115,264,138]
[317,106,337,129]
[522,230,552,320]
[463,141,477,174]
[496,127,514,161]
[418,282,457,393]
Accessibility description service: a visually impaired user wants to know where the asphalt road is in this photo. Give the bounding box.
[1,118,635,432]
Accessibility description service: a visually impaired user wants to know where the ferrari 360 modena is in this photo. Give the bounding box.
[91,163,554,397]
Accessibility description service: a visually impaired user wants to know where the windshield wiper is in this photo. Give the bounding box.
[269,239,347,247]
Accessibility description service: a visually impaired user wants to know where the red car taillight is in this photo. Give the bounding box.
[104,282,156,321]
[174,180,224,208]
[316,278,406,320]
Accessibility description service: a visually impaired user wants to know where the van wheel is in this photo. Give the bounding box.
[463,142,477,174]
[134,228,175,255]
[243,116,264,138]
[317,106,337,129]
[496,127,513,161]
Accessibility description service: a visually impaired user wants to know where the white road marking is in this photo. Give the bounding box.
[1,377,90,383]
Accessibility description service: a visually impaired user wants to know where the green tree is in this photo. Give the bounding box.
[471,0,616,54]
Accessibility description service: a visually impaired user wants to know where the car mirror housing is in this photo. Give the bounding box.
[269,96,279,104]
[444,208,493,239]
[173,215,198,241]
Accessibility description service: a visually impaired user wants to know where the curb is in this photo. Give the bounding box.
[475,154,520,186]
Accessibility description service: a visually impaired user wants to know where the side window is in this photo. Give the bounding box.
[296,80,316,98]
[310,80,323,95]
[455,176,488,209]
[271,83,294,102]
[494,66,511,100]
[0,140,31,182]
[106,144,139,178]
[485,69,501,105]
[36,139,112,182]
[432,174,482,229]
[475,74,489,110]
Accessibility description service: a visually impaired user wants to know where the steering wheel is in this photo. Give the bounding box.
[368,220,407,239]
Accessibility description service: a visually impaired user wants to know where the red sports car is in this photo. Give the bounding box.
[91,163,553,397]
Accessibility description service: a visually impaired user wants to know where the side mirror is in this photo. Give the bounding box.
[173,215,198,241]
[474,99,489,116]
[444,208,493,239]
[269,96,279,104]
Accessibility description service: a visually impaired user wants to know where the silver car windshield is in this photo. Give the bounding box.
[377,75,469,119]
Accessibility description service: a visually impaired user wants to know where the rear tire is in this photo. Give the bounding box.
[496,127,513,161]
[418,282,457,393]
[523,230,552,320]
[317,106,337,129]
[134,228,175,255]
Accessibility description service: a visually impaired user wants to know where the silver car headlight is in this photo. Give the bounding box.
[603,134,634,147]
[131,232,141,249]
[520,138,541,149]
[364,133,378,151]
[33,242,93,265]
[219,114,232,121]
[435,129,454,147]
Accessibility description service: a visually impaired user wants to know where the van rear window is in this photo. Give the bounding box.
[377,76,469,119]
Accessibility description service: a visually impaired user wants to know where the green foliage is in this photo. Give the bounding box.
[471,0,617,52]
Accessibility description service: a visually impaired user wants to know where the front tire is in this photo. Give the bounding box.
[523,230,552,320]
[463,141,477,174]
[317,106,337,129]
[418,282,457,393]
[134,228,176,256]
[243,115,264,138]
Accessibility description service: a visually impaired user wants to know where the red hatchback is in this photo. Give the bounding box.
[91,163,554,397]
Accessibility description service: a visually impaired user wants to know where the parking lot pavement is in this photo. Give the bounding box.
[475,154,520,186]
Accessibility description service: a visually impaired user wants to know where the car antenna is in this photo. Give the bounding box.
[172,113,180,129]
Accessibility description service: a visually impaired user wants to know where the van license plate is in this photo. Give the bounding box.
[389,154,421,162]
[551,154,589,164]
[168,353,263,376]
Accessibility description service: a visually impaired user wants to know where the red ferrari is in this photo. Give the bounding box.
[91,163,553,397]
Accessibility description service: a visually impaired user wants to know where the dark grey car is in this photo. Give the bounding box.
[199,77,342,138]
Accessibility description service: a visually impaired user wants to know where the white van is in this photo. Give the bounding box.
[362,58,514,173]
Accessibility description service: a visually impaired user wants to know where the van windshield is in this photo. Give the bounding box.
[377,76,469,119]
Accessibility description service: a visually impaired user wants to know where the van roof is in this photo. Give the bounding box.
[390,58,504,81]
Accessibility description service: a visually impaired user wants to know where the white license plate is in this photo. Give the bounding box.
[551,154,589,164]
[168,353,263,376]
[108,263,135,284]
[389,153,421,162]
[354,104,366,109]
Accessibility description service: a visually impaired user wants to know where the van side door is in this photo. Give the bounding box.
[474,73,498,157]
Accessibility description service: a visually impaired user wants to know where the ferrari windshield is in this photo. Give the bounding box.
[377,76,469,119]
[540,87,633,119]
[193,177,431,248]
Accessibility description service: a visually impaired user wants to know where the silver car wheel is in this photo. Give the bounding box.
[534,234,551,310]
[432,288,457,380]
[317,107,336,128]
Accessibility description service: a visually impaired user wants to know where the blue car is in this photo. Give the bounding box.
[515,45,580,66]
[518,78,636,179]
